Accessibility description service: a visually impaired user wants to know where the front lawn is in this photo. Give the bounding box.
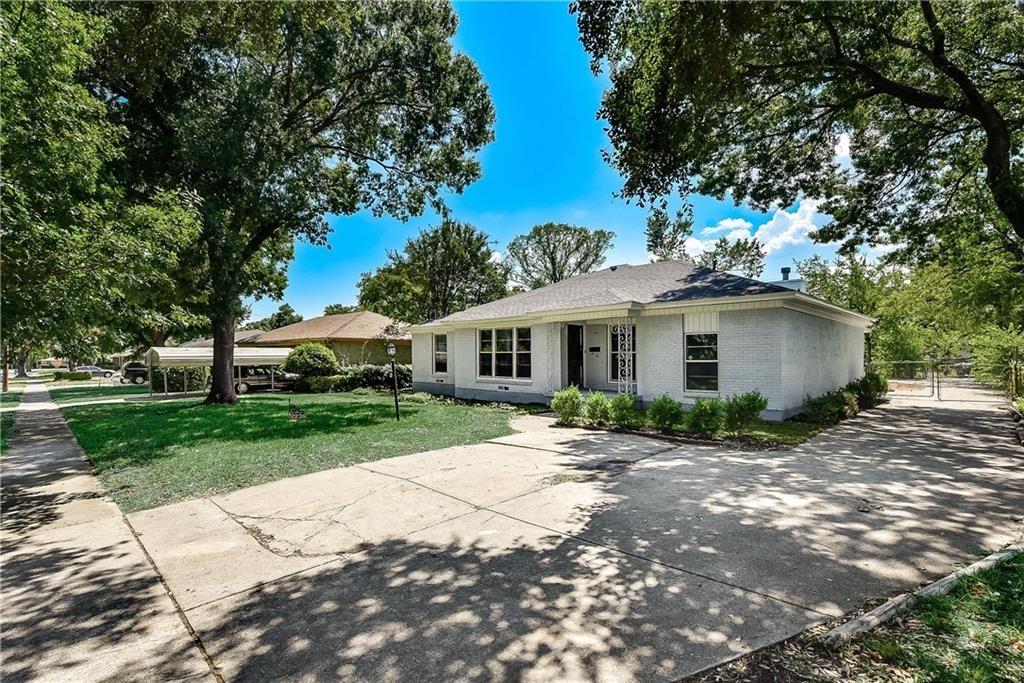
[1,389,23,453]
[63,392,515,512]
[688,553,1024,682]
[49,384,151,405]
[745,418,824,446]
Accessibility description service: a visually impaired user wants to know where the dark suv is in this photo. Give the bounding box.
[209,366,296,394]
[119,362,149,385]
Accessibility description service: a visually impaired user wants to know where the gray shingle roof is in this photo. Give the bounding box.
[423,261,792,326]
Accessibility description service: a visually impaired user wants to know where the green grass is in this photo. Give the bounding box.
[63,392,515,512]
[745,418,824,446]
[49,384,151,405]
[1,388,24,453]
[860,554,1024,682]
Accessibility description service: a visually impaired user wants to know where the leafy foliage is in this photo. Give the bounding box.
[687,398,725,436]
[358,220,509,323]
[505,223,615,289]
[802,389,859,425]
[584,391,612,425]
[283,343,338,377]
[696,237,766,278]
[646,394,685,433]
[244,304,303,331]
[574,1,1024,264]
[323,304,361,316]
[551,386,585,425]
[294,364,412,393]
[89,1,495,401]
[723,391,769,434]
[645,204,695,262]
[609,393,644,429]
[848,372,889,408]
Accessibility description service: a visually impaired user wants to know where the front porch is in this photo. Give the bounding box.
[558,318,638,396]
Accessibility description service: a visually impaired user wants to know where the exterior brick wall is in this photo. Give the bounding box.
[780,309,864,408]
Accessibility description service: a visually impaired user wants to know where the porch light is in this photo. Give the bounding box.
[386,342,396,359]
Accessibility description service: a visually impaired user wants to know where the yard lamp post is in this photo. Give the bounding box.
[386,342,400,421]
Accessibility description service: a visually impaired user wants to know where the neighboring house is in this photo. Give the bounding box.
[178,329,265,348]
[408,261,872,420]
[254,311,411,365]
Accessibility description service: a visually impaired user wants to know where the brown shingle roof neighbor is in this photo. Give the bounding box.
[254,311,410,344]
[419,260,794,326]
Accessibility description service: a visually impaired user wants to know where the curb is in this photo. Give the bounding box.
[819,542,1023,649]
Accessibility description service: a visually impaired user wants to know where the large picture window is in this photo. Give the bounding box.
[685,333,718,391]
[479,327,531,379]
[609,325,637,381]
[433,334,447,374]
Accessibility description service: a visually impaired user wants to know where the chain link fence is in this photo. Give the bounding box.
[869,358,1022,403]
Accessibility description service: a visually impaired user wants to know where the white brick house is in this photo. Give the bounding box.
[408,261,872,420]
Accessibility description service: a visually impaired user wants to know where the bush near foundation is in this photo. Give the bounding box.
[724,390,768,435]
[688,397,726,436]
[284,343,338,377]
[610,393,644,429]
[847,372,888,408]
[585,391,612,425]
[803,388,858,425]
[294,364,412,393]
[646,394,685,433]
[551,386,584,424]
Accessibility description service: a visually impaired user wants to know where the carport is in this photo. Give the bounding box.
[143,346,292,397]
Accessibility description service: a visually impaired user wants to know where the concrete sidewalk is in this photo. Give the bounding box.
[0,381,213,682]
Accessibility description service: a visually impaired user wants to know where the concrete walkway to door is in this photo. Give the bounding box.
[0,381,213,682]
[123,394,1023,682]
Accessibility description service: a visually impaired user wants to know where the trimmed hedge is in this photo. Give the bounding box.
[802,372,888,426]
[585,391,612,425]
[54,371,92,381]
[294,364,412,393]
[551,386,584,424]
[647,395,685,433]
[284,343,338,377]
[688,397,725,436]
[724,390,768,435]
[610,393,644,429]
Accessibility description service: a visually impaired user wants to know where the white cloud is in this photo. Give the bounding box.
[752,198,822,254]
[701,217,753,236]
[685,198,826,256]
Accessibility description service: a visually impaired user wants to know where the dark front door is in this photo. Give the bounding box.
[567,324,584,387]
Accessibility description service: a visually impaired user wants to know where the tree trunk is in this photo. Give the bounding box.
[206,314,237,404]
[15,349,29,378]
[2,346,8,393]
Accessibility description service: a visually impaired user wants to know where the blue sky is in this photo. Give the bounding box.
[248,1,841,321]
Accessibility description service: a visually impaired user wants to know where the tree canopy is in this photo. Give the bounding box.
[504,223,614,289]
[573,1,1024,264]
[244,304,303,331]
[323,303,361,316]
[645,205,694,262]
[358,220,508,323]
[87,1,495,401]
[695,237,766,278]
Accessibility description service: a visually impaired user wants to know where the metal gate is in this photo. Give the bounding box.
[869,359,1018,404]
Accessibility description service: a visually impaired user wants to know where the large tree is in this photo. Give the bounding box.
[358,220,508,323]
[323,303,361,316]
[696,237,765,278]
[244,304,303,331]
[89,1,494,402]
[573,1,1024,263]
[645,205,694,262]
[504,223,614,289]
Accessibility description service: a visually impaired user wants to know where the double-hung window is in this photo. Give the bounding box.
[478,327,531,379]
[685,333,718,391]
[433,334,448,374]
[609,326,637,381]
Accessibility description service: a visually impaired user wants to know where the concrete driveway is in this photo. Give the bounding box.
[127,399,1023,682]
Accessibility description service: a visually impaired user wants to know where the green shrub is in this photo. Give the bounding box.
[724,390,768,434]
[400,392,437,404]
[350,386,378,396]
[687,398,725,436]
[551,386,584,424]
[646,394,685,433]
[803,388,859,425]
[1014,396,1024,413]
[585,391,612,425]
[284,343,338,377]
[610,393,644,429]
[847,372,888,408]
[295,375,342,393]
[54,370,93,381]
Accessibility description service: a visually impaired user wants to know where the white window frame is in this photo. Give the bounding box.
[432,333,448,376]
[477,327,532,381]
[607,325,637,383]
[684,333,719,392]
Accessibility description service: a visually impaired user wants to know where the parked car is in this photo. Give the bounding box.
[119,361,149,385]
[207,366,296,394]
[76,365,114,378]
